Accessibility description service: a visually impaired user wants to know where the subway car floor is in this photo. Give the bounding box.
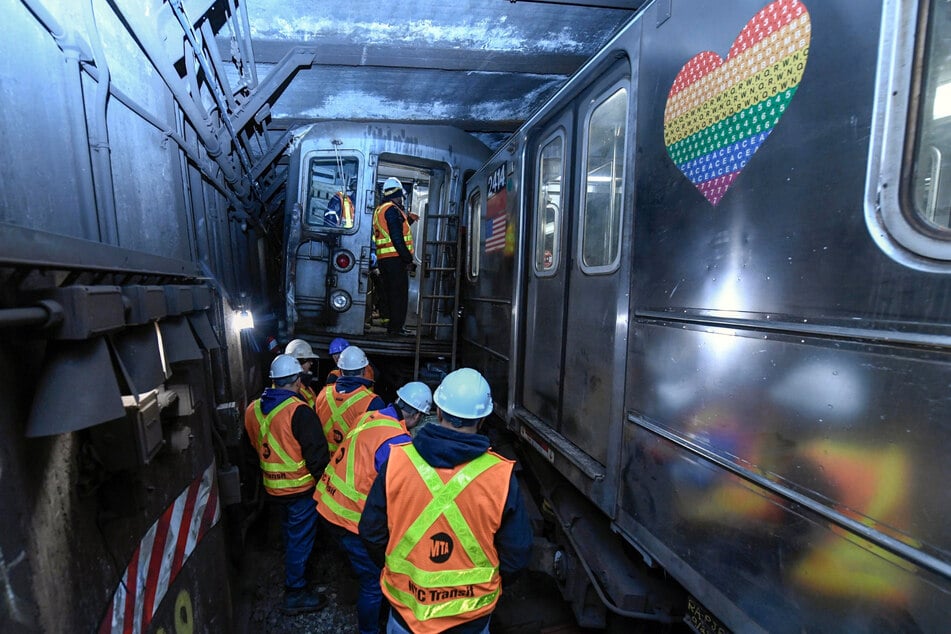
[232,508,690,634]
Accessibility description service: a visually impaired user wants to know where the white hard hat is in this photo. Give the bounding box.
[396,381,433,414]
[433,368,492,421]
[382,177,404,197]
[269,354,303,380]
[337,345,369,371]
[285,338,317,360]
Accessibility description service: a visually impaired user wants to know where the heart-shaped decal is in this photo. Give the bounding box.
[664,0,811,206]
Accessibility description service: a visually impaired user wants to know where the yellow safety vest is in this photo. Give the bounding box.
[333,191,354,228]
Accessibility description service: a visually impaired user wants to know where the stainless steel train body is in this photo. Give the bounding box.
[462,0,951,631]
[284,122,489,359]
[1,1,271,631]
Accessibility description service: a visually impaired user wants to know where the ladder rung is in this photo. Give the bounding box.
[426,267,455,272]
[427,240,457,245]
[426,214,454,219]
[423,294,454,300]
[420,322,453,328]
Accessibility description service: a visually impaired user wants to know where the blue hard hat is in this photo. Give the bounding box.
[329,337,350,355]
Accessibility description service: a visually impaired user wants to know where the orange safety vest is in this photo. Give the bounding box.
[380,443,513,633]
[315,410,407,533]
[327,366,376,385]
[314,383,378,455]
[373,201,414,259]
[244,395,315,496]
[299,383,317,410]
[332,191,355,228]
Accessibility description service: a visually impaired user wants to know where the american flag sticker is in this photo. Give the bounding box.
[485,162,508,255]
[485,215,507,254]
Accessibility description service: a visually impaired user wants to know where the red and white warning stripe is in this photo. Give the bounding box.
[99,462,221,634]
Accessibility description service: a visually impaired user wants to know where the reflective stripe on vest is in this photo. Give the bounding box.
[300,384,317,410]
[315,412,403,529]
[319,384,374,454]
[373,202,414,259]
[337,192,354,228]
[383,446,502,622]
[252,398,314,493]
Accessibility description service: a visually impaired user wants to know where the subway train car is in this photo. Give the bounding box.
[1,1,273,632]
[462,0,951,632]
[282,122,489,368]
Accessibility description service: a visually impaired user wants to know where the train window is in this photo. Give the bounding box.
[304,156,359,232]
[580,86,627,272]
[911,3,951,230]
[534,132,564,274]
[879,0,951,265]
[467,189,482,279]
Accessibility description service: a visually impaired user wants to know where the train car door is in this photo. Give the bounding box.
[560,74,631,495]
[522,115,572,424]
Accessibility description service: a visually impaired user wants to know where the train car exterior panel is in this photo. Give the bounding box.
[1,2,273,631]
[634,1,951,330]
[463,0,951,630]
[460,156,519,411]
[618,319,950,631]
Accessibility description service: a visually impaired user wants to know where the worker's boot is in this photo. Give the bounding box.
[282,586,327,615]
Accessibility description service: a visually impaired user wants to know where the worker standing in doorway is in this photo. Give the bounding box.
[359,368,532,633]
[244,354,330,614]
[372,177,417,337]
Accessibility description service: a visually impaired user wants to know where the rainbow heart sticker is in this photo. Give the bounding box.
[664,0,811,206]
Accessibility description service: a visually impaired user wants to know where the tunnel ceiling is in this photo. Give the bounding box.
[218,0,640,151]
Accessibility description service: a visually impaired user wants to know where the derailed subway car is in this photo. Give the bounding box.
[1,1,275,631]
[283,122,489,362]
[462,0,951,631]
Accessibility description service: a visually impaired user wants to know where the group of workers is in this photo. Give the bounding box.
[244,337,532,633]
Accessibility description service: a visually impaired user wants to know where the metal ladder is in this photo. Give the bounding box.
[412,202,461,378]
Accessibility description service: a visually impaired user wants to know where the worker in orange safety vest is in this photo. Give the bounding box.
[244,354,330,615]
[315,381,433,634]
[359,368,532,634]
[314,345,384,455]
[372,177,418,337]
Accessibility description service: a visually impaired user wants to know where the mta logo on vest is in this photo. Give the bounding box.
[429,532,453,564]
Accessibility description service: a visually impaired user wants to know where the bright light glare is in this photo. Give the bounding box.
[934,82,951,119]
[234,309,254,330]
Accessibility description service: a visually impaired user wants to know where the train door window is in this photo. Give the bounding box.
[304,155,359,232]
[910,3,951,232]
[467,189,482,279]
[580,84,628,273]
[534,131,565,275]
